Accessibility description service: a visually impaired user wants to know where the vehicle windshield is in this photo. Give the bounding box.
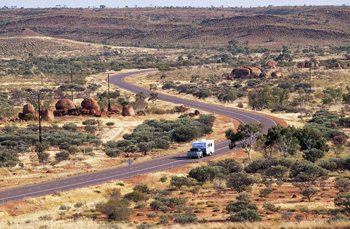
[190,148,199,151]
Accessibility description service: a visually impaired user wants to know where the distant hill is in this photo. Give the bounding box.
[1,6,350,49]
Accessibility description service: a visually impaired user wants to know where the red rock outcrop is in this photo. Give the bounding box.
[265,60,277,69]
[335,63,342,69]
[136,111,146,116]
[109,106,120,113]
[0,117,6,125]
[122,105,135,116]
[42,109,54,122]
[81,98,100,111]
[23,104,35,115]
[271,71,284,77]
[55,99,75,110]
[231,68,251,78]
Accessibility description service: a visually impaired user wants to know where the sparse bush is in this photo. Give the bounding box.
[106,122,115,126]
[124,191,147,202]
[85,125,97,134]
[300,188,319,201]
[160,176,167,183]
[103,148,121,157]
[133,184,150,194]
[74,202,83,208]
[62,123,78,132]
[38,215,52,221]
[96,198,129,214]
[262,203,280,212]
[226,172,254,193]
[82,119,98,125]
[146,213,157,218]
[55,151,69,162]
[109,207,134,221]
[335,177,350,192]
[229,209,262,222]
[236,193,250,202]
[170,176,192,189]
[173,213,198,224]
[259,188,273,198]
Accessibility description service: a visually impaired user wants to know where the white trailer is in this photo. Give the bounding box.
[190,139,214,157]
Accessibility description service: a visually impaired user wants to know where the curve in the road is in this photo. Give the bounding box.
[0,70,278,203]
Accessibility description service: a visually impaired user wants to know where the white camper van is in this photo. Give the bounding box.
[187,139,214,159]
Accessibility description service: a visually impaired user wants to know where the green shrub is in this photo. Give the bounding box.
[74,202,83,208]
[259,188,273,198]
[82,119,98,125]
[62,123,78,132]
[55,151,69,162]
[96,198,129,214]
[146,213,157,218]
[38,215,52,221]
[85,125,97,134]
[109,207,134,221]
[103,148,121,157]
[236,193,250,202]
[229,210,262,222]
[173,213,197,224]
[133,184,150,194]
[160,176,167,183]
[124,191,147,202]
[262,203,280,212]
[226,172,254,193]
[106,122,115,126]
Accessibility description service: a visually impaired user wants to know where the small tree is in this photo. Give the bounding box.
[302,149,325,163]
[335,177,350,192]
[259,188,273,198]
[170,176,192,189]
[35,141,50,168]
[229,209,262,222]
[226,123,264,162]
[148,92,159,105]
[300,188,319,201]
[262,203,280,213]
[334,194,350,212]
[226,172,254,193]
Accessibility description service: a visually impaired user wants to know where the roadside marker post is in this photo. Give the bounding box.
[127,159,133,179]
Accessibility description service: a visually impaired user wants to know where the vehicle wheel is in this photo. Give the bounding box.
[187,157,190,159]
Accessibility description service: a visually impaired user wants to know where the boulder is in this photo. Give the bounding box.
[23,104,35,115]
[122,105,135,116]
[265,60,277,69]
[81,98,100,111]
[194,110,200,115]
[136,111,146,116]
[55,99,75,110]
[297,62,305,68]
[101,107,108,112]
[53,110,63,117]
[335,63,342,69]
[42,109,54,122]
[109,106,120,113]
[231,68,250,78]
[80,109,90,115]
[226,75,233,80]
[0,117,6,125]
[246,66,262,78]
[271,71,284,77]
[68,109,81,116]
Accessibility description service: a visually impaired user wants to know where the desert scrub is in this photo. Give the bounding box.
[147,212,157,218]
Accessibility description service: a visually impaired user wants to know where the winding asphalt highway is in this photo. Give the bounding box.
[0,70,277,203]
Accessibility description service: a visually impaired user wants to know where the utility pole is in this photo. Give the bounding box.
[32,91,46,143]
[71,70,74,102]
[107,72,111,110]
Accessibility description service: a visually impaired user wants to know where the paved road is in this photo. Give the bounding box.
[0,70,277,203]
